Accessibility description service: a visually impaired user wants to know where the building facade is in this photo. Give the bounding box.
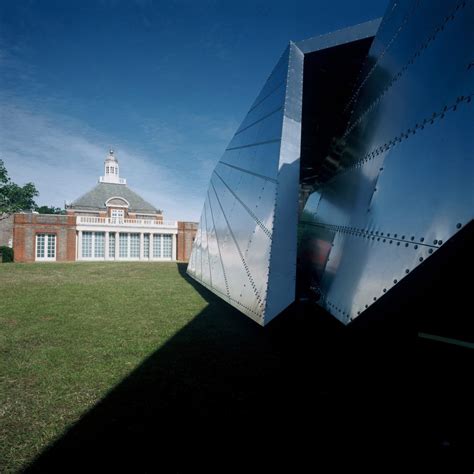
[13,151,197,263]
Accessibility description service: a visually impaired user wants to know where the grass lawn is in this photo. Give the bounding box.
[1,260,470,471]
[0,262,237,472]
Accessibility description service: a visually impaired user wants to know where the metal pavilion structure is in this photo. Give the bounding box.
[188,0,474,327]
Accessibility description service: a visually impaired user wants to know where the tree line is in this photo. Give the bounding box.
[0,159,64,220]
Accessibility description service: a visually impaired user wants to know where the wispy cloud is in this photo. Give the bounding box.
[0,97,235,221]
[137,111,238,180]
[0,11,240,222]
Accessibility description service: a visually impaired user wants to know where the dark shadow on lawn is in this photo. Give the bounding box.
[25,224,473,472]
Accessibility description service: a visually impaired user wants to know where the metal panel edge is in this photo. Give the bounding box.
[295,18,381,54]
[264,42,304,324]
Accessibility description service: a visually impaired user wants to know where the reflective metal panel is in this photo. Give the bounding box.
[188,44,301,325]
[301,0,474,324]
[188,22,383,326]
[190,3,472,327]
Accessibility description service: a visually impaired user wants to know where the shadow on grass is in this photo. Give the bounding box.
[25,225,473,472]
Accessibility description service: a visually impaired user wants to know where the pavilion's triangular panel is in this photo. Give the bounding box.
[187,43,304,325]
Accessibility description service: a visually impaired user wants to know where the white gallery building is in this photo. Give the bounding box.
[69,150,177,261]
[12,151,197,263]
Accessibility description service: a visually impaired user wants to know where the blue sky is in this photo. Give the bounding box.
[0,0,386,220]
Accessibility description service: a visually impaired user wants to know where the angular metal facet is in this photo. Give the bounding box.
[299,0,474,324]
[189,1,472,327]
[188,21,380,326]
[188,43,303,325]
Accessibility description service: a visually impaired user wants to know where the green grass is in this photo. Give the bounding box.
[0,262,213,472]
[2,261,466,470]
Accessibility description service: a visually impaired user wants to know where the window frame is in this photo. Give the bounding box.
[162,234,173,259]
[109,232,116,258]
[36,233,56,261]
[94,232,105,258]
[129,233,140,258]
[143,233,150,258]
[111,208,125,223]
[151,234,174,260]
[119,232,128,258]
[81,231,93,258]
[81,231,108,260]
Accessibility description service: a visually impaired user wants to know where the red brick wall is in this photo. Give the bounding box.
[177,221,198,262]
[13,214,77,263]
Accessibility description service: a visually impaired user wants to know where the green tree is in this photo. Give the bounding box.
[35,205,64,215]
[0,159,39,220]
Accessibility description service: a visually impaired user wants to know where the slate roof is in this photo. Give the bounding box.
[69,182,160,213]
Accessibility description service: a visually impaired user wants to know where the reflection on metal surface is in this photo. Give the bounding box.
[299,0,474,324]
[188,43,303,325]
[189,0,473,326]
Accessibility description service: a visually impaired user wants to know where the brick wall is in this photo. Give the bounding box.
[0,215,14,247]
[177,221,198,262]
[13,214,76,263]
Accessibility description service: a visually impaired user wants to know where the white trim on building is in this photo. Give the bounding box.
[105,196,130,208]
[76,217,178,261]
[36,233,56,261]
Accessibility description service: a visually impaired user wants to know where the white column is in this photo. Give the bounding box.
[161,234,164,259]
[115,232,119,260]
[78,231,82,260]
[105,232,109,260]
[127,233,130,260]
[139,233,144,260]
[150,234,154,260]
[172,233,177,261]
